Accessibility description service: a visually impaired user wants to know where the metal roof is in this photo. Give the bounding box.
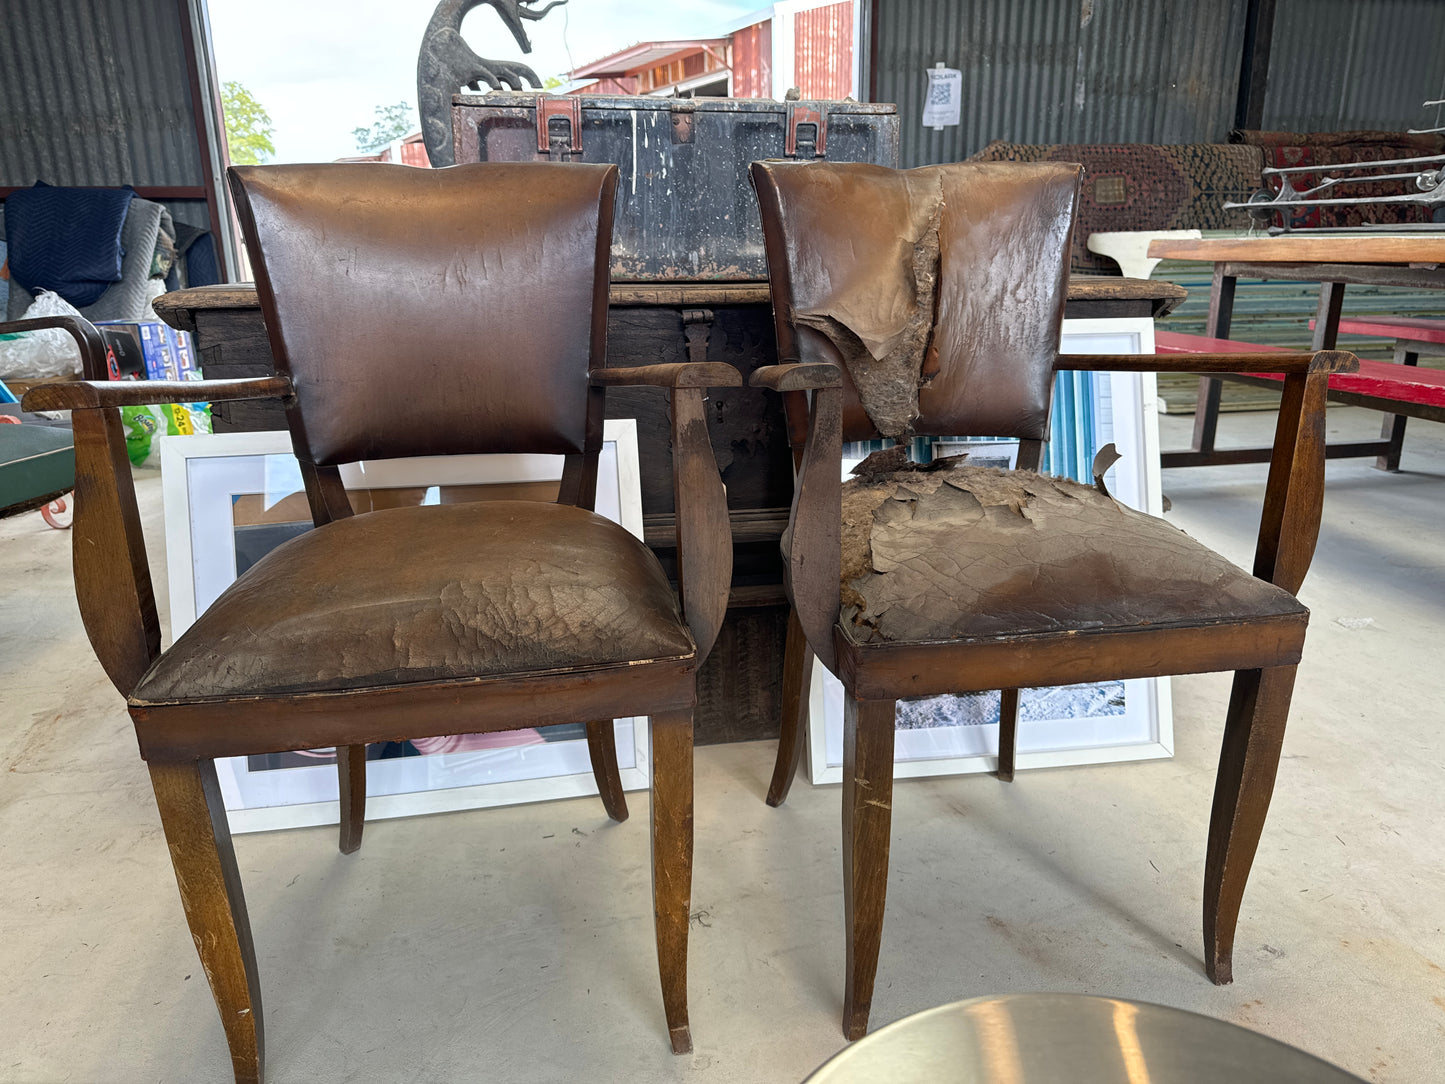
[570,40,729,79]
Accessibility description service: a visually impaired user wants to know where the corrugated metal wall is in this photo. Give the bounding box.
[875,0,1249,167]
[1262,0,1445,134]
[0,0,203,187]
[732,21,773,99]
[795,2,853,101]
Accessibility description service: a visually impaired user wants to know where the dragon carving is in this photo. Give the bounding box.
[418,0,567,168]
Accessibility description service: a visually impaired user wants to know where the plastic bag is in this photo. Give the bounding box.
[121,400,213,466]
[0,290,86,379]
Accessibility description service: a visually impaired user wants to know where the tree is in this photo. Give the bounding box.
[353,102,416,153]
[221,81,275,166]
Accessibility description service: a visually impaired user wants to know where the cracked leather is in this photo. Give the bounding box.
[132,501,695,703]
[751,160,1079,442]
[839,460,1306,645]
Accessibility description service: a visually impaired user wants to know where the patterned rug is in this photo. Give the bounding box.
[1232,129,1443,231]
[968,141,1265,274]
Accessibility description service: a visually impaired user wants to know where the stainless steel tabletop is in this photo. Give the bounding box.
[805,994,1364,1083]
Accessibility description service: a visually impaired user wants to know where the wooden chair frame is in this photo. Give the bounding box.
[19,314,739,1083]
[754,345,1357,1040]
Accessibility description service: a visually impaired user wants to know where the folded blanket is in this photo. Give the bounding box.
[5,182,135,306]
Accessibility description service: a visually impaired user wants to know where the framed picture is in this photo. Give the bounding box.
[809,316,1175,784]
[159,421,649,833]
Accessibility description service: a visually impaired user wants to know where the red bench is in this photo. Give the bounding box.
[1154,329,1445,470]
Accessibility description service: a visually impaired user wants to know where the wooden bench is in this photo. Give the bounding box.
[1313,316,1445,468]
[1154,329,1445,470]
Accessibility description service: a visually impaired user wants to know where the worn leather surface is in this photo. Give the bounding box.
[228,162,617,465]
[132,501,694,703]
[751,160,1079,442]
[838,461,1306,645]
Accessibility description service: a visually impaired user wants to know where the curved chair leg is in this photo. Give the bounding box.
[842,696,895,1041]
[649,709,694,1054]
[1204,665,1296,985]
[337,745,366,854]
[149,759,265,1084]
[767,609,814,807]
[995,688,1020,782]
[585,719,629,822]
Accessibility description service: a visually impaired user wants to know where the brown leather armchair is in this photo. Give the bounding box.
[23,161,738,1082]
[748,159,1356,1040]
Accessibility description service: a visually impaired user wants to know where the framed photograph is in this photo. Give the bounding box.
[809,316,1175,784]
[159,421,649,833]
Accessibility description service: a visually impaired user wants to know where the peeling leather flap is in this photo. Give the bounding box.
[793,172,944,438]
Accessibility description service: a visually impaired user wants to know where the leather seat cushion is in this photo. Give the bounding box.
[839,463,1306,645]
[132,501,695,704]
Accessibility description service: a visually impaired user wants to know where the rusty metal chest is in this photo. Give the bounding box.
[451,93,899,282]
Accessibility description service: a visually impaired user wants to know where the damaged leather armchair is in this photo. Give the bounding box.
[748,159,1356,1040]
[24,161,738,1082]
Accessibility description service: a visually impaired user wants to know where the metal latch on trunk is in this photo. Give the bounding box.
[786,103,827,158]
[670,100,697,145]
[536,97,583,157]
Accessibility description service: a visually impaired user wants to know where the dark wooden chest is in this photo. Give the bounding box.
[451,93,900,281]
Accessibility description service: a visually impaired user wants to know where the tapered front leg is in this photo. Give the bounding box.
[842,696,895,1040]
[1204,665,1296,984]
[336,744,366,854]
[996,688,1020,782]
[149,759,265,1084]
[767,609,814,807]
[585,719,629,822]
[649,709,694,1053]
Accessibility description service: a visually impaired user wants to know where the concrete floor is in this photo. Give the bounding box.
[2,405,1443,1083]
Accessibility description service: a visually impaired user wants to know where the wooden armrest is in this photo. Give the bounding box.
[23,375,293,412]
[0,315,109,380]
[750,362,842,391]
[1065,348,1352,595]
[590,362,741,389]
[666,387,733,662]
[1056,351,1359,376]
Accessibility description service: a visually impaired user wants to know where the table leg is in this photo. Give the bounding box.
[1190,266,1237,455]
[1312,282,1345,350]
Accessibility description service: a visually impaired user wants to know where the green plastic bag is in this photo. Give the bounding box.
[121,401,212,466]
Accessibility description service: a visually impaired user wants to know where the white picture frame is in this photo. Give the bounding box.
[159,421,650,833]
[808,316,1175,784]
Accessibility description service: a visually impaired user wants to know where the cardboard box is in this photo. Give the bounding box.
[96,321,179,381]
[163,324,199,377]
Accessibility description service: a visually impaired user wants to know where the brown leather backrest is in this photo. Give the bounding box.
[751,160,1080,442]
[229,162,617,465]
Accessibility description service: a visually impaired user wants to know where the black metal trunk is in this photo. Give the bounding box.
[451,93,900,281]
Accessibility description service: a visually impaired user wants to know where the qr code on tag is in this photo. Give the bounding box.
[928,80,953,106]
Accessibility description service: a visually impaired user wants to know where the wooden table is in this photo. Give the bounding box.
[155,276,1185,745]
[1147,234,1445,466]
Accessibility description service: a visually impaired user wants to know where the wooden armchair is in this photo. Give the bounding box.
[748,159,1357,1040]
[23,161,738,1083]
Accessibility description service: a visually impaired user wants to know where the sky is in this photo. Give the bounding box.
[207,0,767,163]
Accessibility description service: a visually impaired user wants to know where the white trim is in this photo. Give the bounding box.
[771,6,795,97]
[647,71,732,98]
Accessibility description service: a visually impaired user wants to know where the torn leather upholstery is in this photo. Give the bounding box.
[840,458,1305,645]
[132,501,695,704]
[751,160,1079,443]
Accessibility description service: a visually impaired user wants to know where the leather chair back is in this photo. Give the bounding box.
[229,162,617,465]
[751,160,1080,443]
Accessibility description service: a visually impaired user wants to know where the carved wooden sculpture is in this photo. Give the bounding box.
[418,0,566,167]
[749,159,1357,1040]
[21,161,737,1083]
